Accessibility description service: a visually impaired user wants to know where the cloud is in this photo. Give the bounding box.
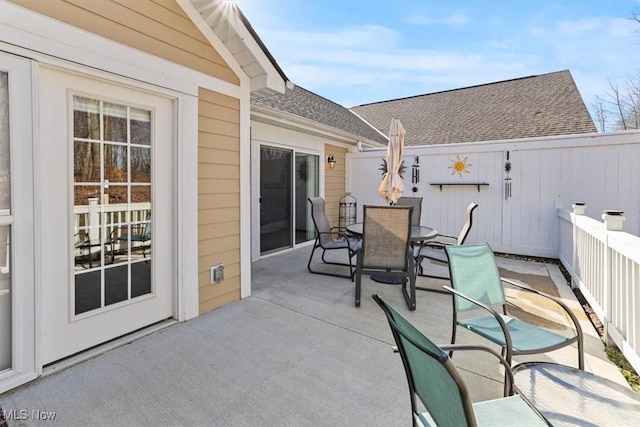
[445,12,471,27]
[557,18,603,35]
[406,11,470,28]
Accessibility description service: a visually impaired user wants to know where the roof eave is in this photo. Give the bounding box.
[181,0,286,98]
[251,104,386,148]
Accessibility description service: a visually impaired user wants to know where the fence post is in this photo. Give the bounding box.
[601,210,625,346]
[88,197,99,244]
[571,202,586,289]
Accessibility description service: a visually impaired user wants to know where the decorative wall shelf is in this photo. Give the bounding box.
[430,182,490,192]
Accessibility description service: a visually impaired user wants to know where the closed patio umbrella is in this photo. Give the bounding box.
[378,118,406,204]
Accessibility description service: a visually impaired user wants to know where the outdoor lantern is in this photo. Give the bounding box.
[327,154,336,169]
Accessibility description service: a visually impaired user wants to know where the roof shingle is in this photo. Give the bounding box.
[351,70,597,146]
[252,84,388,144]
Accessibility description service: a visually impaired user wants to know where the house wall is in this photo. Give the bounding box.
[347,131,640,257]
[198,88,241,313]
[8,0,239,86]
[324,144,348,227]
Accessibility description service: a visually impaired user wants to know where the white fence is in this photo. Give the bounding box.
[347,130,640,257]
[74,198,150,253]
[559,206,640,374]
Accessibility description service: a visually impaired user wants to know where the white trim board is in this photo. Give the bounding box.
[0,1,241,99]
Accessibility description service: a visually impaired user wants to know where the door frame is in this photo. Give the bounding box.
[251,137,323,260]
[0,53,38,394]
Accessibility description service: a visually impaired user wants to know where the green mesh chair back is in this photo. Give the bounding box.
[445,243,506,313]
[396,197,423,226]
[373,294,474,426]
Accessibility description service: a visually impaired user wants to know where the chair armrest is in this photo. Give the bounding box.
[443,285,514,353]
[500,277,584,338]
[438,344,515,396]
[421,236,458,248]
[391,341,515,396]
[318,230,354,244]
[432,234,458,243]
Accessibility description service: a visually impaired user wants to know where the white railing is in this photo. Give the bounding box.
[74,198,150,253]
[559,205,640,374]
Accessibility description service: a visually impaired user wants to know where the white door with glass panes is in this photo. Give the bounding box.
[39,67,175,364]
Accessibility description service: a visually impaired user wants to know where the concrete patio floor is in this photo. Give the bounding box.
[0,246,629,426]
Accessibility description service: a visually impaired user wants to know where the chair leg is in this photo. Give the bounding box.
[415,255,423,276]
[449,317,458,358]
[307,240,320,274]
[502,347,513,397]
[402,257,417,310]
[355,270,362,307]
[308,238,357,281]
[578,336,584,370]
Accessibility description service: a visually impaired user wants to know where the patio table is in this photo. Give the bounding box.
[346,223,437,284]
[513,362,640,426]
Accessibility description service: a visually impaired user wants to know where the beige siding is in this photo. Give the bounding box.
[198,88,241,314]
[324,145,348,228]
[10,0,240,85]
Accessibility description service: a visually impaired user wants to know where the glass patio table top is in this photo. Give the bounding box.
[346,223,437,242]
[513,362,640,426]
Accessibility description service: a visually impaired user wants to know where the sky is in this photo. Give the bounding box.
[234,0,640,118]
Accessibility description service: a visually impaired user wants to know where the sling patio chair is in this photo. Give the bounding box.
[307,197,359,281]
[397,196,426,261]
[396,196,423,226]
[415,202,478,280]
[372,294,547,427]
[109,212,152,263]
[444,243,584,393]
[355,205,416,309]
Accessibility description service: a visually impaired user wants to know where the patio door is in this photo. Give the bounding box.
[0,53,37,393]
[39,67,174,364]
[259,147,318,254]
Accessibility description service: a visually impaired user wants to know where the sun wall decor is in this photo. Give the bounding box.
[448,155,472,177]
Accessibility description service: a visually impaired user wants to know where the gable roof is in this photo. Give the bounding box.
[184,0,286,99]
[252,84,388,145]
[351,70,597,146]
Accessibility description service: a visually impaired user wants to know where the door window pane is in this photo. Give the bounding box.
[130,108,151,146]
[0,226,11,370]
[104,102,127,143]
[73,142,101,183]
[73,96,152,315]
[130,147,151,183]
[0,71,11,371]
[104,144,127,183]
[260,147,292,253]
[0,72,10,212]
[73,97,100,140]
[295,153,319,244]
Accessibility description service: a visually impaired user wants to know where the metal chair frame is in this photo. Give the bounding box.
[373,294,546,427]
[355,205,416,309]
[307,197,359,281]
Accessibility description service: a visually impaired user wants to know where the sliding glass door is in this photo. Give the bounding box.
[259,147,318,254]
